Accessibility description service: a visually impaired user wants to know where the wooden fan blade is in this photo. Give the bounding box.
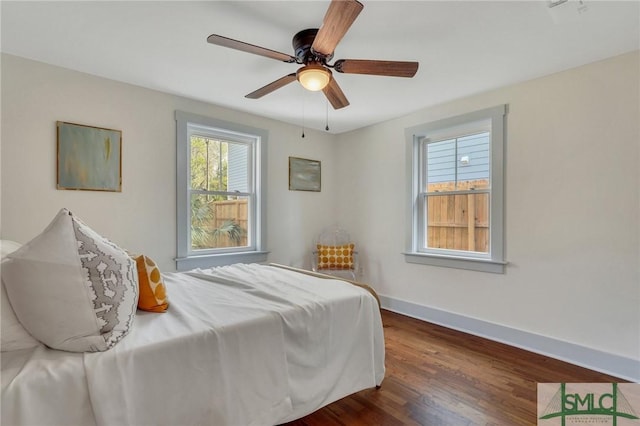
[311,0,363,57]
[322,77,350,109]
[245,74,297,99]
[207,34,295,63]
[334,59,419,77]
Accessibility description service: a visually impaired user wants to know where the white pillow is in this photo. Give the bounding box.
[1,240,22,258]
[2,209,138,352]
[1,240,40,352]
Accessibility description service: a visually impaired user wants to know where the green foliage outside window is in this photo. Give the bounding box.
[189,136,246,249]
[190,136,228,193]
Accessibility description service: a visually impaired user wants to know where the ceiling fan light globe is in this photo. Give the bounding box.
[297,65,331,91]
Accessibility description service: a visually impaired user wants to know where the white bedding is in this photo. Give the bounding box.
[1,263,385,426]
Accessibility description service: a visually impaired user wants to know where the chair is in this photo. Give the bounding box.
[311,226,359,280]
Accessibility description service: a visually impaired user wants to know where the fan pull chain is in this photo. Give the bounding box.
[301,95,306,138]
[325,100,330,131]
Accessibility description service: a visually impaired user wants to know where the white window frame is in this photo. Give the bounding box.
[175,111,268,271]
[404,105,507,273]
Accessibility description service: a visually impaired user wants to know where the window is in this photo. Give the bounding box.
[175,111,267,270]
[405,105,506,273]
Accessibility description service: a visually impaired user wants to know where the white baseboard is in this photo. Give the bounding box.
[379,295,640,382]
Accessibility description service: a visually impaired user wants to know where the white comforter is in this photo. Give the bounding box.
[2,263,385,426]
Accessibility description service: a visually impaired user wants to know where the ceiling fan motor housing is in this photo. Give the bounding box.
[293,29,333,64]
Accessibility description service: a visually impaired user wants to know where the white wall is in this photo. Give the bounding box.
[335,51,640,371]
[0,54,336,272]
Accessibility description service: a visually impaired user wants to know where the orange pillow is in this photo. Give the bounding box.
[316,244,355,270]
[134,255,169,313]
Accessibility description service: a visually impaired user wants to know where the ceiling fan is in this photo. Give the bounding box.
[206,0,419,109]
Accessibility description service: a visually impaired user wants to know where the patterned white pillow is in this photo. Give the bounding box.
[1,240,22,258]
[2,209,138,352]
[1,240,41,352]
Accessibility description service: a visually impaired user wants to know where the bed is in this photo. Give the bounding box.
[1,260,385,425]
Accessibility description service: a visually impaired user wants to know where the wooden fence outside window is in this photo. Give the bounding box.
[426,179,489,253]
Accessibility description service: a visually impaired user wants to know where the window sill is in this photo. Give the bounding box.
[175,251,269,271]
[403,252,507,274]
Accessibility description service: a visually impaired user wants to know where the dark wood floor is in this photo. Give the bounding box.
[284,309,623,426]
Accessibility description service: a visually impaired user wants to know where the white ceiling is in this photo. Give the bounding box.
[1,1,638,134]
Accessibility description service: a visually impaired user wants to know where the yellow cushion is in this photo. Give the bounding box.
[135,255,169,313]
[316,243,355,270]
